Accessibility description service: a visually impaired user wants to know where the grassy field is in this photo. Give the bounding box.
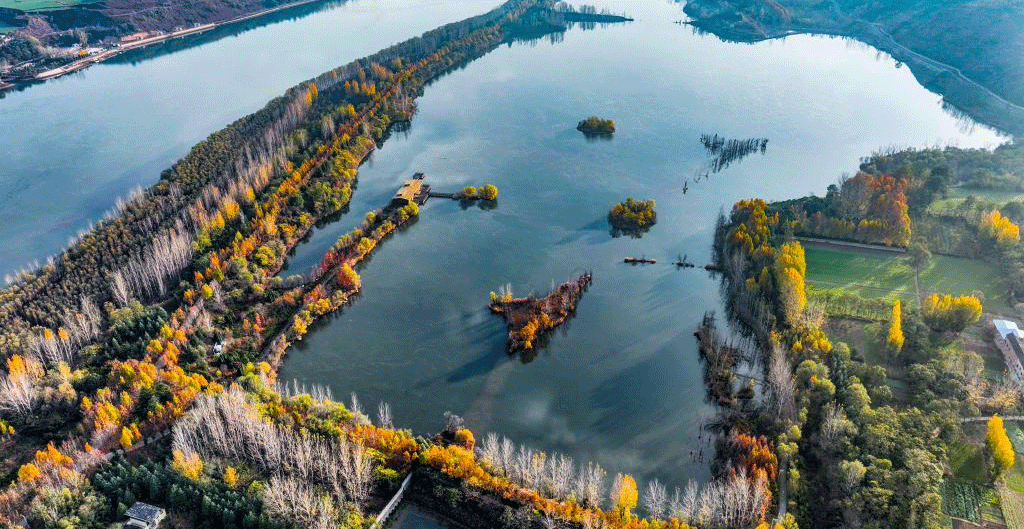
[950,440,988,483]
[0,0,90,11]
[929,187,1024,215]
[804,245,1011,313]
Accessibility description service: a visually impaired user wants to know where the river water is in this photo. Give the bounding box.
[0,0,1005,499]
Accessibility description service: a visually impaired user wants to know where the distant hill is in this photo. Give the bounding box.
[683,0,1024,135]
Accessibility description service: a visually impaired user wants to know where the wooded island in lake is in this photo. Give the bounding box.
[577,116,616,135]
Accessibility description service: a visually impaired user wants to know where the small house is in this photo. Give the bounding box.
[390,173,427,207]
[993,319,1024,382]
[125,502,165,529]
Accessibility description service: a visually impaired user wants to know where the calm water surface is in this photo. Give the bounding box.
[276,0,1003,490]
[0,0,1006,495]
[0,0,500,276]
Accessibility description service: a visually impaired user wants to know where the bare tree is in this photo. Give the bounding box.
[0,359,42,417]
[443,410,464,434]
[378,401,393,429]
[765,344,797,423]
[350,393,368,425]
[173,388,374,519]
[576,461,606,508]
[643,479,667,520]
[820,402,854,447]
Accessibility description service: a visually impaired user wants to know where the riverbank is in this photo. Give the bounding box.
[5,0,328,86]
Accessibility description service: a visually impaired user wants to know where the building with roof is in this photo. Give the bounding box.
[390,173,428,208]
[993,319,1024,382]
[124,502,165,529]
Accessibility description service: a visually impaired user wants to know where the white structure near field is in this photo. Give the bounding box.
[124,502,165,529]
[993,319,1024,382]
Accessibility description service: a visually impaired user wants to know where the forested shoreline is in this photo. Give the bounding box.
[0,1,607,525]
[701,137,1024,528]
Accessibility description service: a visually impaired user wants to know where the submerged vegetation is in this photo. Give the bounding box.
[698,134,768,175]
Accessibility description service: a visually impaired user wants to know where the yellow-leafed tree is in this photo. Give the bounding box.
[120,427,135,449]
[922,293,983,332]
[887,300,904,354]
[611,473,638,517]
[223,466,238,487]
[17,462,40,482]
[988,414,1016,475]
[981,209,1020,247]
[775,241,807,323]
[172,448,204,481]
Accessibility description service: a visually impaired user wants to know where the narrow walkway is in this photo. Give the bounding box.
[961,415,1024,424]
[796,236,906,254]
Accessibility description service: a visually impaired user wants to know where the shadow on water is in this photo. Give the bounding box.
[445,341,507,384]
[582,132,614,143]
[610,224,652,239]
[555,216,610,245]
[588,352,675,435]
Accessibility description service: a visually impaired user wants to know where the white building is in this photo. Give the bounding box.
[993,319,1024,382]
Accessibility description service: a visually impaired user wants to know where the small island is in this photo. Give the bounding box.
[454,184,500,200]
[489,272,592,352]
[577,116,616,135]
[608,197,656,235]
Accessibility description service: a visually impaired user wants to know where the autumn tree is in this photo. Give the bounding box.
[981,209,1020,246]
[224,466,238,487]
[922,293,982,332]
[987,414,1016,476]
[775,241,807,323]
[610,473,638,517]
[887,300,904,355]
[479,184,499,200]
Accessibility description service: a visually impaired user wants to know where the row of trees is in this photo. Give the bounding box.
[429,431,774,529]
[796,172,912,246]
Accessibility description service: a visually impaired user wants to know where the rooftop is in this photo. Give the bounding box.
[125,502,164,523]
[393,178,423,203]
[994,319,1024,339]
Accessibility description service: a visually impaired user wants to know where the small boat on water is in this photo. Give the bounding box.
[624,256,656,264]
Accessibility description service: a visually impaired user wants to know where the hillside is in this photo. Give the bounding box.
[682,0,1024,135]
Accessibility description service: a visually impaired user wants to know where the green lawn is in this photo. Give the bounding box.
[929,187,1024,215]
[950,440,988,483]
[804,245,1011,313]
[0,0,90,11]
